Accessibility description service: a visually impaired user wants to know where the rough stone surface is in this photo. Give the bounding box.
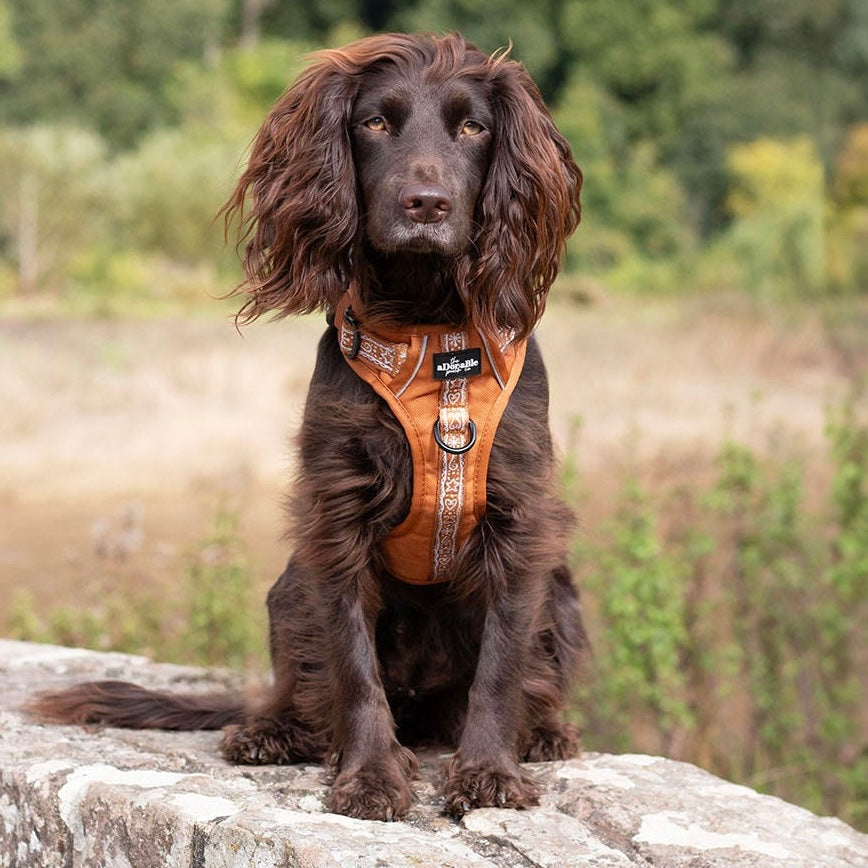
[1,639,865,867]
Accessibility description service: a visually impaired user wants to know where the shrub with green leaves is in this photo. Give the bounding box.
[5,502,266,671]
[571,400,867,830]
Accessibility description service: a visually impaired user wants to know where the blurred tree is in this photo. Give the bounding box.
[2,0,231,149]
[834,123,868,208]
[554,73,691,279]
[237,0,277,48]
[717,0,868,161]
[166,38,315,135]
[828,123,868,292]
[0,125,107,293]
[721,137,827,297]
[254,0,563,90]
[719,0,863,72]
[0,0,21,78]
[557,0,868,237]
[259,0,366,44]
[560,0,730,140]
[66,37,319,303]
[558,0,733,236]
[391,0,561,86]
[108,129,238,264]
[683,0,868,231]
[671,57,827,234]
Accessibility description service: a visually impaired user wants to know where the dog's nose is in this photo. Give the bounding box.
[400,185,452,224]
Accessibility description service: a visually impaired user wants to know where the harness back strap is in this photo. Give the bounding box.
[332,290,527,584]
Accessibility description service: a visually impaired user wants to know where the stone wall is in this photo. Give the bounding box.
[1,639,865,867]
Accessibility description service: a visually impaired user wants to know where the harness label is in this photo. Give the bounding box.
[432,348,482,381]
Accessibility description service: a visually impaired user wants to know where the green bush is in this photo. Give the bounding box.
[5,503,266,671]
[716,137,827,299]
[576,476,692,754]
[572,401,867,830]
[181,505,262,670]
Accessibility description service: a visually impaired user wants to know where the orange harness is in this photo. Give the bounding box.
[332,291,527,584]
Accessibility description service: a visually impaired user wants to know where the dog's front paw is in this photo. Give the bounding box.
[442,755,540,818]
[327,763,414,821]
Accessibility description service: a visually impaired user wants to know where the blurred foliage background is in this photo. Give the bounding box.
[1,0,866,832]
[1,0,867,306]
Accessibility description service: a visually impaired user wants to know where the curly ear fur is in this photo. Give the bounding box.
[222,58,360,323]
[458,55,583,339]
[223,33,582,337]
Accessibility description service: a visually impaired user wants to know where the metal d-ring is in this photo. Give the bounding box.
[433,419,477,454]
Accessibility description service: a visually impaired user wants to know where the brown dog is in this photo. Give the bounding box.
[29,32,587,822]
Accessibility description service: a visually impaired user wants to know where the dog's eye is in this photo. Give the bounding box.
[460,120,485,137]
[363,116,387,132]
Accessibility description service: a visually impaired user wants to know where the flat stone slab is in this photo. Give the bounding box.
[1,639,866,867]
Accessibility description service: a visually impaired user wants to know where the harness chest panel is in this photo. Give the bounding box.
[333,292,527,584]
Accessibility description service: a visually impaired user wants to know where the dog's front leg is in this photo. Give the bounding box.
[322,573,418,821]
[443,581,543,816]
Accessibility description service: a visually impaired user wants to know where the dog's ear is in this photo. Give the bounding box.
[223,59,360,323]
[459,59,582,341]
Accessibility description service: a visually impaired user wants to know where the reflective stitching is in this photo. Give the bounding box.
[395,335,428,398]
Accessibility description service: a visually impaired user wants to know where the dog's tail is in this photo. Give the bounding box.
[25,680,244,730]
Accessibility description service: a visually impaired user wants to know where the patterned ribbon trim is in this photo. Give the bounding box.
[433,332,471,580]
[339,311,409,377]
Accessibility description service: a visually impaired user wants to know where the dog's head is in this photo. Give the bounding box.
[224,32,582,340]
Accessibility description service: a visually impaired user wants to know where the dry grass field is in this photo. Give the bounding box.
[0,294,858,614]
